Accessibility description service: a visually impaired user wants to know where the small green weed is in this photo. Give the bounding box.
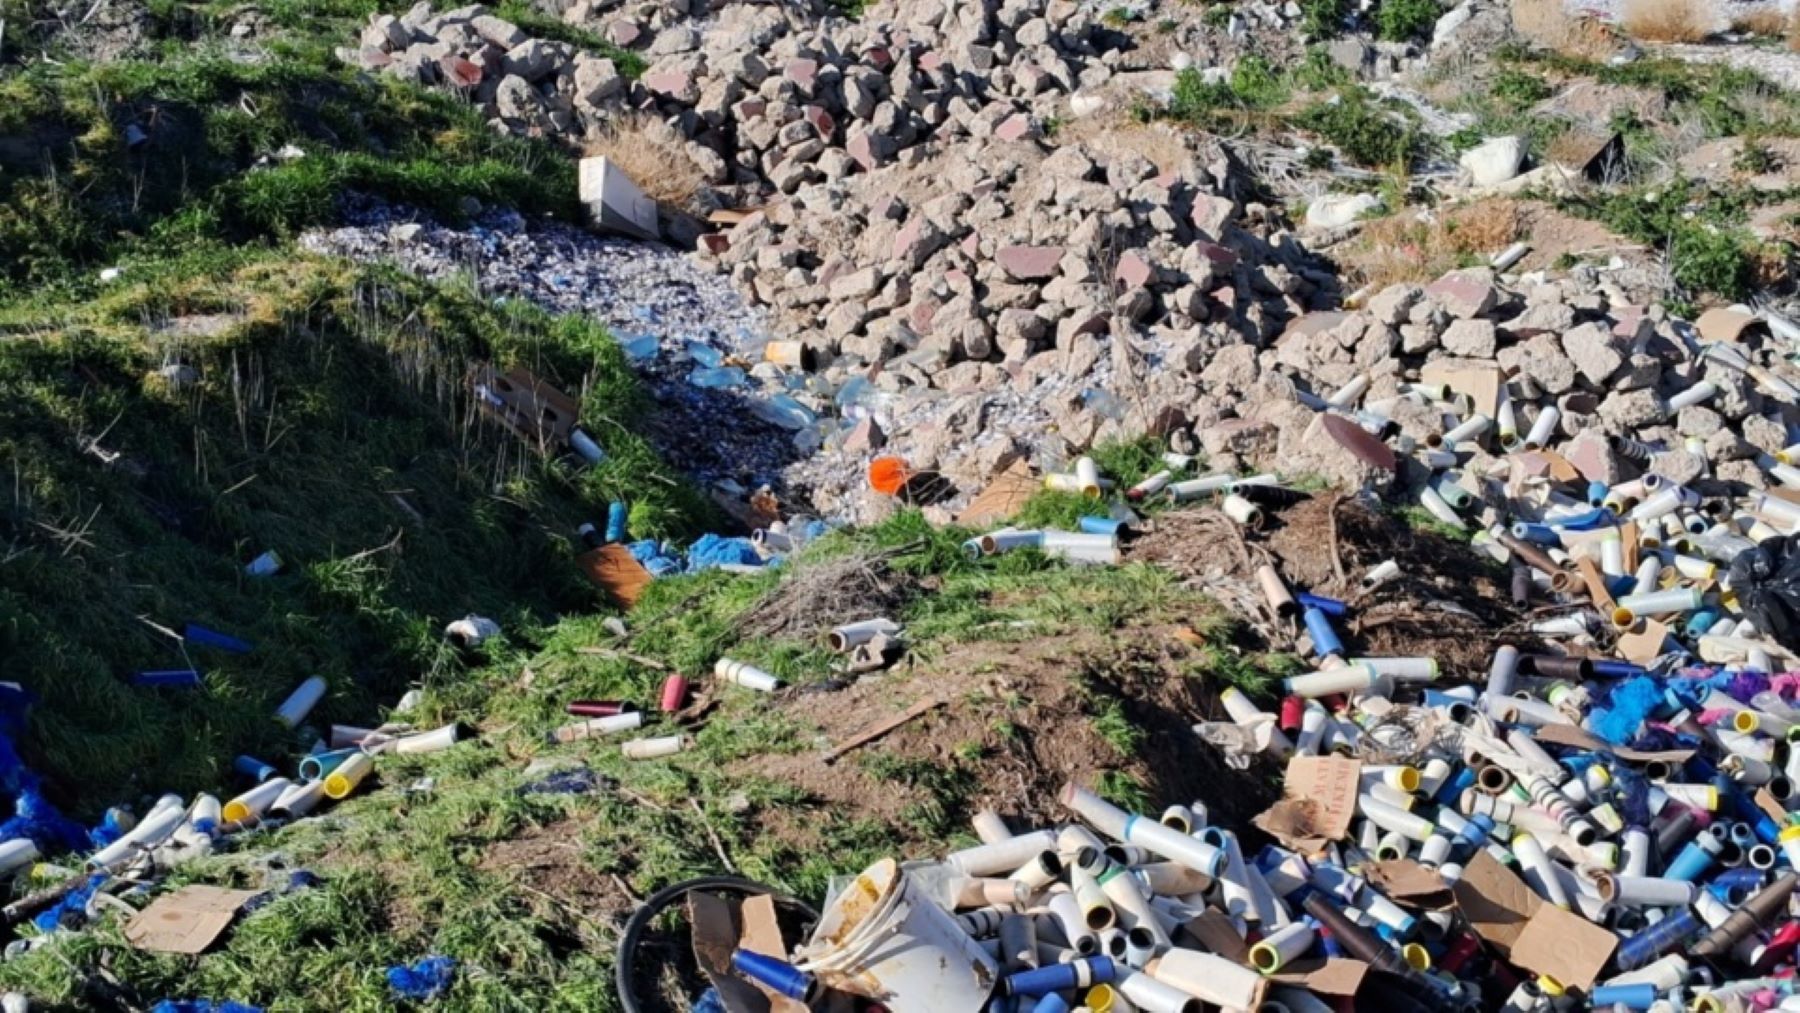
[1295,89,1423,168]
[1299,0,1351,37]
[1375,0,1441,41]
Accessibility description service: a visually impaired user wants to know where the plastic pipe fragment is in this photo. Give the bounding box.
[1301,607,1343,659]
[393,724,459,754]
[1116,968,1202,1013]
[1360,560,1400,590]
[715,658,781,691]
[324,754,373,799]
[1491,240,1530,271]
[1249,920,1316,974]
[827,619,900,652]
[1059,784,1224,877]
[550,712,642,742]
[270,779,328,819]
[1418,486,1466,530]
[275,676,327,728]
[1167,474,1234,501]
[732,950,816,1001]
[1074,457,1103,499]
[1145,949,1265,1010]
[621,735,685,760]
[1283,664,1378,698]
[1523,405,1560,450]
[1667,381,1719,413]
[1256,566,1298,618]
[1221,494,1264,530]
[1354,657,1437,683]
[1128,471,1173,500]
[1036,531,1120,565]
[224,778,293,822]
[948,830,1059,877]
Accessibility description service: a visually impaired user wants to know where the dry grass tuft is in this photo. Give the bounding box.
[1620,0,1711,43]
[1511,0,1621,60]
[582,115,708,211]
[1732,6,1787,36]
[1790,10,1800,50]
[1349,199,1524,289]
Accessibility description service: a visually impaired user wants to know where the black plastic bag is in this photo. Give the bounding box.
[1727,534,1800,650]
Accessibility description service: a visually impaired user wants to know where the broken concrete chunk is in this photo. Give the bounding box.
[577,157,660,240]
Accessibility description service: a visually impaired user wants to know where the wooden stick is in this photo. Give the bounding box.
[821,697,944,764]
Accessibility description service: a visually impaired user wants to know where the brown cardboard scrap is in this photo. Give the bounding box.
[1181,909,1254,963]
[739,894,810,1013]
[1365,860,1453,909]
[1283,756,1362,840]
[1618,619,1670,667]
[1575,557,1616,614]
[1510,902,1618,990]
[471,364,580,448]
[1269,958,1368,996]
[1531,722,1695,764]
[123,885,261,954]
[1451,850,1540,955]
[956,461,1039,528]
[578,545,654,608]
[1420,360,1503,418]
[739,894,788,959]
[689,892,770,1013]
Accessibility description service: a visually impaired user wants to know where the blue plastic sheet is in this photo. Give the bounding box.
[152,1002,265,1013]
[33,873,104,932]
[0,692,86,854]
[87,808,129,850]
[684,534,761,573]
[388,955,457,1000]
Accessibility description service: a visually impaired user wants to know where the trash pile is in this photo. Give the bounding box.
[0,650,459,1012]
[661,331,1800,1012]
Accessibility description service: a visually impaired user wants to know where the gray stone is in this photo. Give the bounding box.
[501,39,558,81]
[1499,333,1575,395]
[1597,388,1663,430]
[1424,271,1496,319]
[1561,322,1624,387]
[1441,318,1496,357]
[1366,284,1421,327]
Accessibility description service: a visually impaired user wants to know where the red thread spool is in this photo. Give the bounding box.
[660,674,690,713]
[1279,696,1305,732]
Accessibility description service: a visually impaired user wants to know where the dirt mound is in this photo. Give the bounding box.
[1130,496,1528,678]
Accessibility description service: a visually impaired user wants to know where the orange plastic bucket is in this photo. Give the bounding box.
[867,457,911,496]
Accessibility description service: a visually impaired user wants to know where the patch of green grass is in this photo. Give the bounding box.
[1375,0,1440,41]
[1393,505,1474,541]
[1491,68,1552,110]
[1560,180,1761,299]
[1229,54,1290,108]
[1298,0,1351,37]
[1736,138,1779,174]
[1094,769,1151,810]
[0,46,577,294]
[1086,692,1146,757]
[860,752,977,838]
[0,255,712,806]
[1513,49,1800,139]
[1293,47,1351,91]
[1294,89,1425,168]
